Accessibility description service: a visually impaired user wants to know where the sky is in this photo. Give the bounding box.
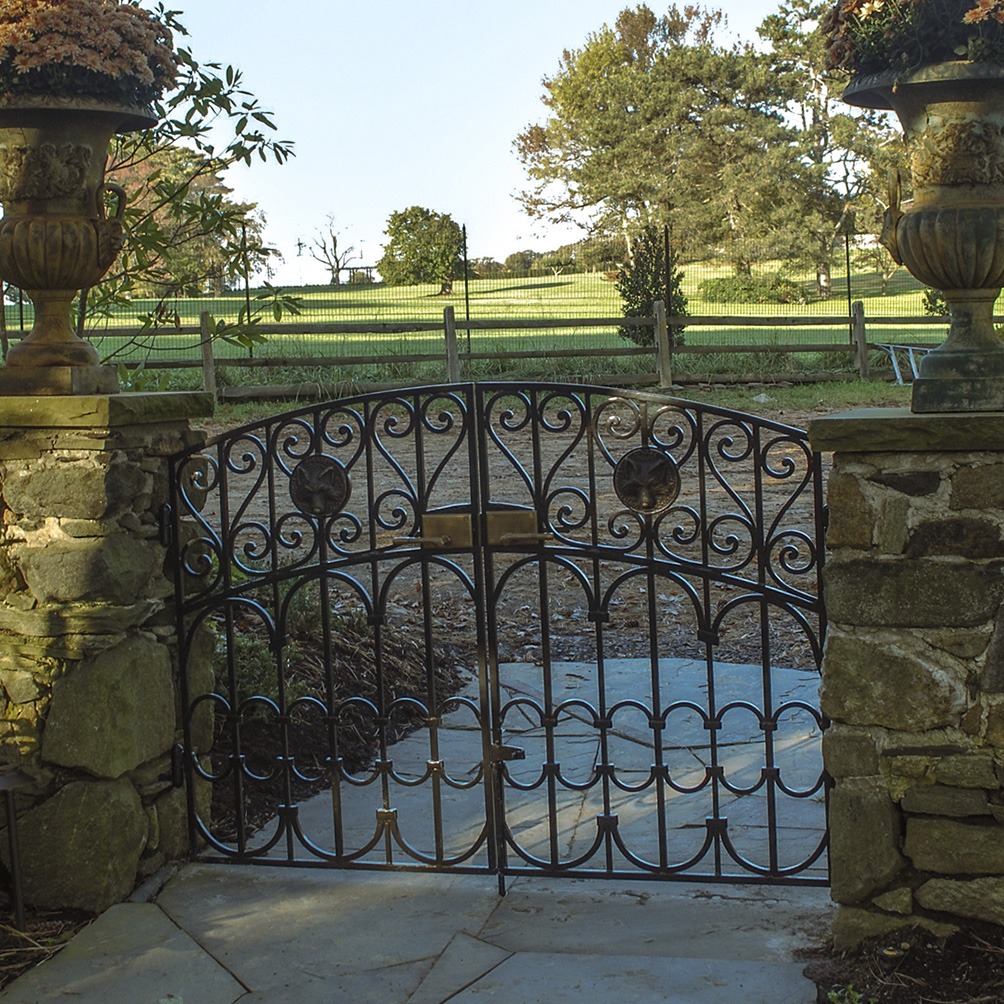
[176,1,784,285]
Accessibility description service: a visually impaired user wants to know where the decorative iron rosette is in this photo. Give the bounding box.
[289,454,351,517]
[613,447,681,515]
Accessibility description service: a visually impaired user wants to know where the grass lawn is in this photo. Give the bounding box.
[2,265,954,388]
[5,263,939,330]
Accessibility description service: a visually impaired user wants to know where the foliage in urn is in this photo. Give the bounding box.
[0,0,178,107]
[0,1,297,377]
[823,0,1004,77]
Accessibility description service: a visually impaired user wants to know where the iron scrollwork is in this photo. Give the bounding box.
[167,382,828,886]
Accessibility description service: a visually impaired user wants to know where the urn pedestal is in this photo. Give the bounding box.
[0,98,155,395]
[846,62,1004,413]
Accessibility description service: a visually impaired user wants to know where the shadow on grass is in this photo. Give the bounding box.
[472,280,574,294]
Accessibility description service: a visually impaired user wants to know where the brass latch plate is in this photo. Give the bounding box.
[486,508,543,546]
[422,512,473,548]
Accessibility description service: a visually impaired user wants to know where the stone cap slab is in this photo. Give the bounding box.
[0,391,213,430]
[809,408,1004,453]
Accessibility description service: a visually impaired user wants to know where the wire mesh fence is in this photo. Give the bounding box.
[0,226,952,390]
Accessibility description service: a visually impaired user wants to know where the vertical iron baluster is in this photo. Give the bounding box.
[364,396,394,863]
[586,392,615,874]
[694,408,724,877]
[752,425,780,876]
[217,438,249,857]
[265,415,294,861]
[639,401,671,873]
[529,390,561,868]
[476,384,509,893]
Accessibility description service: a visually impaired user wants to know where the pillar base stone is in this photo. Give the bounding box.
[811,409,1004,947]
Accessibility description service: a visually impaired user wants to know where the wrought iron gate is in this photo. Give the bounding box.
[166,383,829,886]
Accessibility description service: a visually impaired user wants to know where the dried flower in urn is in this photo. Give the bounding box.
[0,0,177,107]
[823,0,1004,76]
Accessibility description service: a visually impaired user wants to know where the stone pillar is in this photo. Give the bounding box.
[810,409,1004,950]
[0,392,211,913]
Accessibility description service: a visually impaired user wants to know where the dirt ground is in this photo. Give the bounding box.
[195,395,828,669]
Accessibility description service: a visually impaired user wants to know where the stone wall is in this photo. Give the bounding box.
[811,409,1004,949]
[0,393,211,913]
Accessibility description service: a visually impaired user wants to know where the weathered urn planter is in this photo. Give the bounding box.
[845,62,1004,413]
[0,96,155,394]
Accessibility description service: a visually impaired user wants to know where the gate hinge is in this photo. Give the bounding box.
[170,743,186,787]
[158,503,174,548]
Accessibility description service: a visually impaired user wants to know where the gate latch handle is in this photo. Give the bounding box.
[494,744,526,762]
[392,535,452,547]
[498,532,554,546]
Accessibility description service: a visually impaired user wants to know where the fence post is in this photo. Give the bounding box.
[444,306,461,383]
[200,311,217,401]
[851,300,868,380]
[654,300,672,388]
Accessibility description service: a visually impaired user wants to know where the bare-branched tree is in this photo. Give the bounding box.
[310,216,359,284]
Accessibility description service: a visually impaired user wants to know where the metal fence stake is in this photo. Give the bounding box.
[655,300,672,388]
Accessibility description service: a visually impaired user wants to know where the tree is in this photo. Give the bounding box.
[470,257,505,277]
[854,240,902,296]
[577,235,628,272]
[109,144,268,298]
[756,0,901,298]
[309,215,359,284]
[377,207,464,294]
[504,250,538,273]
[536,252,573,276]
[89,7,294,332]
[514,5,801,271]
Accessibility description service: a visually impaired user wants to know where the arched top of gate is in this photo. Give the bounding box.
[165,381,825,620]
[168,381,814,469]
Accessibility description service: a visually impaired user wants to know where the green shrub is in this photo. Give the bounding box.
[922,287,948,316]
[616,224,688,347]
[699,273,807,305]
[827,985,876,1004]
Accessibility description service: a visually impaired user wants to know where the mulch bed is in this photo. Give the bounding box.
[0,908,93,990]
[209,611,470,838]
[803,922,1004,1003]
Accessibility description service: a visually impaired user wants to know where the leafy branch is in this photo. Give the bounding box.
[78,5,295,357]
